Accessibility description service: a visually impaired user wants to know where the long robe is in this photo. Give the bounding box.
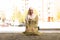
[25,14,38,34]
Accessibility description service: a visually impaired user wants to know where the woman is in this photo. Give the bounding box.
[25,8,39,34]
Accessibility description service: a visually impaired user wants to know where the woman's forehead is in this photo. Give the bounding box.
[29,8,33,11]
[29,7,33,10]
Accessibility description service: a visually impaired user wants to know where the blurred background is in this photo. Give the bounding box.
[0,0,60,27]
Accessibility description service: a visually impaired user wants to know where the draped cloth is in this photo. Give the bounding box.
[25,14,39,34]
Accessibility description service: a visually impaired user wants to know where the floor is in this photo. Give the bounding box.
[0,31,60,40]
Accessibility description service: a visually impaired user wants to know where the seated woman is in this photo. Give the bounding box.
[25,8,39,35]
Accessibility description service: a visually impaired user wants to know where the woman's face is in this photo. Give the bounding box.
[30,9,33,13]
[29,8,33,15]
